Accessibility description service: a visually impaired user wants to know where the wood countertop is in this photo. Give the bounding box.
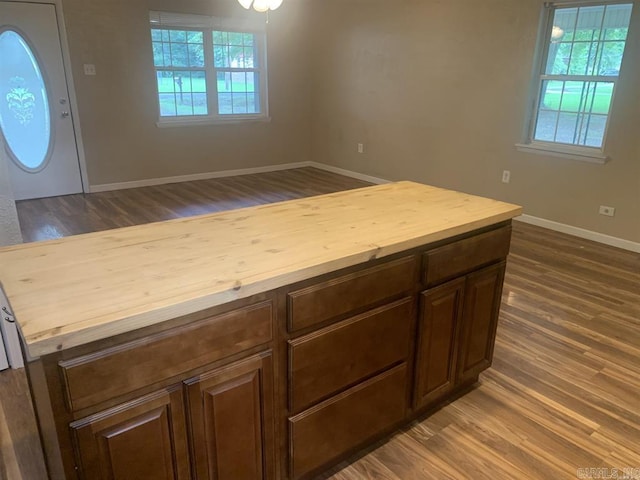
[0,181,522,358]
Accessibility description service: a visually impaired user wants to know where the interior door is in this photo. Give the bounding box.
[0,1,83,200]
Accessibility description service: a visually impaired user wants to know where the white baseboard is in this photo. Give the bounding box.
[308,162,390,185]
[90,161,390,193]
[516,214,640,253]
[89,162,315,193]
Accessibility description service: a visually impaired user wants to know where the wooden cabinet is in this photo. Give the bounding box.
[414,278,464,409]
[70,352,274,480]
[414,261,506,410]
[457,262,506,384]
[185,352,274,480]
[28,223,513,480]
[70,385,191,480]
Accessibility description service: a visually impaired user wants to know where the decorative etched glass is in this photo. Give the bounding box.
[0,30,51,171]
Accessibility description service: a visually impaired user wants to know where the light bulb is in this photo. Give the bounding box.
[238,0,253,9]
[268,0,284,10]
[253,0,270,12]
[551,25,564,40]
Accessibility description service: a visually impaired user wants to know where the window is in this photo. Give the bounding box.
[521,2,633,159]
[149,12,268,125]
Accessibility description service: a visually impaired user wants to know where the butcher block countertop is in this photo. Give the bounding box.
[0,181,522,358]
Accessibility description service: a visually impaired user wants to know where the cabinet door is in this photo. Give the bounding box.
[185,352,274,480]
[70,385,190,480]
[414,278,464,409]
[457,261,506,383]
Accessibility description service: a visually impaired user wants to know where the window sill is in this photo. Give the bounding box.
[515,142,609,164]
[156,115,271,128]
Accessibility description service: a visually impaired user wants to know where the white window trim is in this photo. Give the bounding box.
[149,11,269,126]
[515,142,608,163]
[517,0,633,163]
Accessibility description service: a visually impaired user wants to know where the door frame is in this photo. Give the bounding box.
[1,0,89,194]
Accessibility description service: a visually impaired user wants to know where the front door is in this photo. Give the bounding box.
[0,1,83,200]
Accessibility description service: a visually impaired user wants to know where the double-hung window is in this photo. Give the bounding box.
[521,2,633,160]
[149,11,268,125]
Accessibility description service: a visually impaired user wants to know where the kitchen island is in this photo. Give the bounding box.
[0,181,521,479]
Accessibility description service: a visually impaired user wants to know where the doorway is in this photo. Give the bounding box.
[0,1,84,200]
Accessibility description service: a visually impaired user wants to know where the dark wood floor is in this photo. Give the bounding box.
[2,167,640,479]
[16,168,372,243]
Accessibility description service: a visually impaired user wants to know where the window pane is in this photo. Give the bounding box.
[539,80,563,111]
[0,30,52,170]
[193,92,207,115]
[213,31,227,44]
[232,93,248,113]
[583,114,607,146]
[218,93,232,114]
[556,112,579,144]
[559,81,585,112]
[534,110,559,142]
[187,31,203,43]
[247,93,258,114]
[217,72,231,92]
[169,30,186,43]
[170,43,188,67]
[157,70,207,117]
[592,82,613,114]
[152,28,205,68]
[244,47,255,68]
[188,43,204,67]
[159,93,177,116]
[547,42,572,75]
[599,41,626,74]
[157,71,175,93]
[214,45,229,67]
[152,42,165,67]
[228,32,244,46]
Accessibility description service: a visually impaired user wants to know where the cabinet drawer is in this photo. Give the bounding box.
[59,301,273,412]
[423,225,511,287]
[289,297,413,413]
[288,256,417,332]
[289,364,407,480]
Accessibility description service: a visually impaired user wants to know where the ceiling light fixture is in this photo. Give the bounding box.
[238,0,283,12]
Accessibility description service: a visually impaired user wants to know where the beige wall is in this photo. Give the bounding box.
[309,0,640,244]
[61,0,313,186]
[0,137,23,247]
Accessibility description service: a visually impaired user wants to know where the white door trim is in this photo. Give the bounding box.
[1,0,89,193]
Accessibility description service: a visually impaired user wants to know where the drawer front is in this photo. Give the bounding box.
[289,364,407,480]
[288,256,417,332]
[59,301,273,412]
[423,225,511,286]
[289,297,413,413]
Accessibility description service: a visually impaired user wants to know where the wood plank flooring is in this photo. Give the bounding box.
[2,167,640,479]
[15,167,372,243]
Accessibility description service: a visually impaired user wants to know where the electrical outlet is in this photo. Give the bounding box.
[357,143,364,154]
[83,64,96,76]
[599,205,615,217]
[502,170,511,184]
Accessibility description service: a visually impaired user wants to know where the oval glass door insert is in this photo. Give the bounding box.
[0,29,52,171]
